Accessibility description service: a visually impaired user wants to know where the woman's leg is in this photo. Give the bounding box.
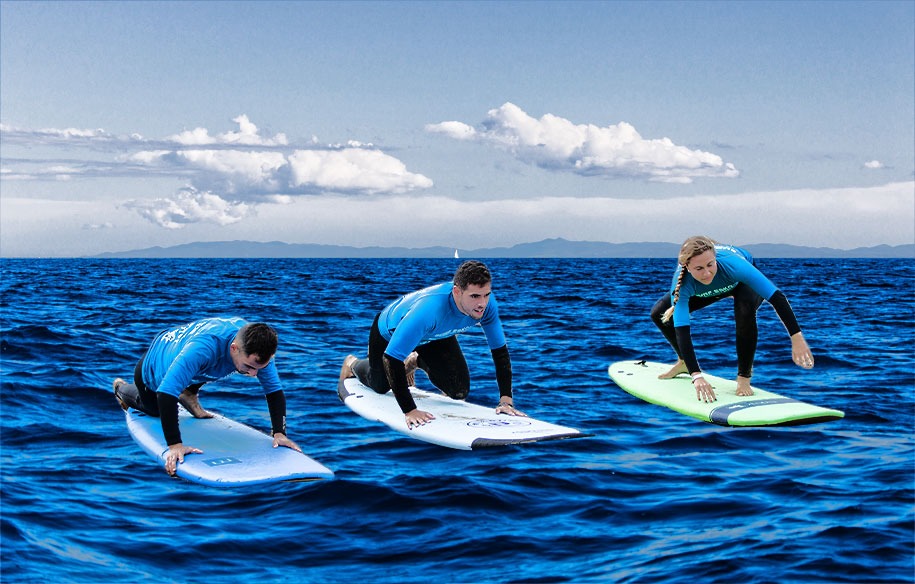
[650,294,680,357]
[733,283,765,392]
[652,293,721,378]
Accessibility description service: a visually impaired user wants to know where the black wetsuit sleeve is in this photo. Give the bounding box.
[674,325,701,375]
[768,290,802,336]
[157,393,181,446]
[384,353,417,414]
[492,345,512,398]
[265,390,287,436]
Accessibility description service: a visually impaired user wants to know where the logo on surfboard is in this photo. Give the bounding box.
[204,457,242,467]
[466,418,531,428]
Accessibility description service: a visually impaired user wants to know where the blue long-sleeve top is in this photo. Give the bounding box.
[670,245,778,327]
[668,245,801,376]
[141,317,282,397]
[378,282,507,360]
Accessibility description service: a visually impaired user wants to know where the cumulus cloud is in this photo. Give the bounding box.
[124,187,252,229]
[288,149,433,194]
[426,102,739,184]
[169,115,289,146]
[127,149,290,195]
[864,160,885,169]
[2,116,433,227]
[426,121,477,140]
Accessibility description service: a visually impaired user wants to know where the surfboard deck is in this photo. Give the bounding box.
[608,360,844,427]
[124,408,334,486]
[337,376,584,450]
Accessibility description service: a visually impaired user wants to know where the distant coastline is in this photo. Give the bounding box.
[77,238,915,259]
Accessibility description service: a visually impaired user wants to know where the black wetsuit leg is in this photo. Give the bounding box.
[117,352,204,416]
[650,295,680,356]
[651,293,725,357]
[732,283,765,378]
[113,352,161,415]
[353,313,394,394]
[414,336,470,400]
[353,312,470,400]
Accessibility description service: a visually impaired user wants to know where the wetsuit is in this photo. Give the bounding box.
[123,317,287,446]
[352,282,512,413]
[650,245,801,378]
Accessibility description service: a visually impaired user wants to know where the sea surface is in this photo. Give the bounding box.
[1,257,913,583]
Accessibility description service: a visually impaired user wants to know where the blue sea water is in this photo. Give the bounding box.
[1,257,913,583]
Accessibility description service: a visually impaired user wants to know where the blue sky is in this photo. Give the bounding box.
[1,0,913,257]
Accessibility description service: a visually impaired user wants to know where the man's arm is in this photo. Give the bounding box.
[491,345,512,399]
[157,392,182,445]
[384,353,417,413]
[265,390,287,436]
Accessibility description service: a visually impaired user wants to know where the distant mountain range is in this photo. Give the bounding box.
[93,238,915,259]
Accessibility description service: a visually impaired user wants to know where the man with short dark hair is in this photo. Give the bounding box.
[340,260,526,430]
[113,317,300,476]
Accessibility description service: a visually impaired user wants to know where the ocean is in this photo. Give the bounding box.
[1,257,913,583]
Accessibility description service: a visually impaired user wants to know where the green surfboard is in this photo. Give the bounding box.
[608,360,844,427]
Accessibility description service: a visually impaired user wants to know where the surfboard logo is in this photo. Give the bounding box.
[709,398,800,425]
[204,457,242,467]
[466,418,532,428]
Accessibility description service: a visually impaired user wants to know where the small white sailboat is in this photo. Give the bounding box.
[453,249,459,259]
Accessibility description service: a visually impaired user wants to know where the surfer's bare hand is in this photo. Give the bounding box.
[496,400,528,417]
[693,377,717,402]
[791,332,814,370]
[405,409,435,430]
[165,443,203,476]
[273,432,302,453]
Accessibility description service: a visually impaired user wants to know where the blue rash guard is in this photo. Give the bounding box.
[141,317,282,398]
[670,245,778,327]
[378,282,507,361]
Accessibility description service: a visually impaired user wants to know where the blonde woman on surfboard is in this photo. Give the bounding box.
[650,236,815,403]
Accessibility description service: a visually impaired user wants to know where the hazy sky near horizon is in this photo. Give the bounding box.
[2,0,913,257]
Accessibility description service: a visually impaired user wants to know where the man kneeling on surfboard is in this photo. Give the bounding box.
[112,317,302,476]
[340,260,526,430]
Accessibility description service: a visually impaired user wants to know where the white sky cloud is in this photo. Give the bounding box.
[169,114,289,146]
[426,121,477,140]
[288,149,433,194]
[3,181,911,256]
[427,102,740,184]
[124,187,253,229]
[1,113,909,244]
[174,149,288,191]
[1,116,434,227]
[864,160,885,169]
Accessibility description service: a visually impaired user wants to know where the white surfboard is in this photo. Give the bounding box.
[124,408,334,486]
[608,360,844,427]
[337,376,584,450]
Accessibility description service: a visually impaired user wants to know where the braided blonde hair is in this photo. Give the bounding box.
[661,236,717,323]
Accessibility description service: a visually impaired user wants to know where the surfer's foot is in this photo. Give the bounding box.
[736,376,754,396]
[658,360,688,380]
[178,389,214,418]
[339,354,358,382]
[404,351,419,387]
[112,378,129,411]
